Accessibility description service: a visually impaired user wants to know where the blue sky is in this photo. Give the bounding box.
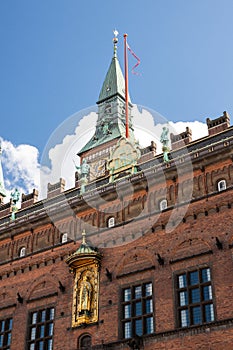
[0,0,233,158]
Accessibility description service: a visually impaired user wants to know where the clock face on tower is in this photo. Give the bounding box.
[91,159,106,179]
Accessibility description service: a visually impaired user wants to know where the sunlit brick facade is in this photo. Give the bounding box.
[0,42,233,350]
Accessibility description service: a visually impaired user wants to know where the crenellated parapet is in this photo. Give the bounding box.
[170,127,192,150]
[21,189,39,209]
[47,178,66,198]
[206,111,230,136]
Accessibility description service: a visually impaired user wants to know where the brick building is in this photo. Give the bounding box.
[0,36,233,350]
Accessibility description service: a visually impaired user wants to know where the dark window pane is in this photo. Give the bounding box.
[203,286,212,300]
[178,274,186,288]
[41,311,46,322]
[124,321,131,339]
[124,304,131,318]
[146,317,154,334]
[1,320,5,332]
[30,327,36,340]
[48,339,53,350]
[201,268,211,282]
[180,309,189,327]
[192,306,201,325]
[8,319,12,330]
[134,286,142,299]
[48,323,53,336]
[135,319,143,336]
[31,313,37,324]
[205,304,214,322]
[0,334,3,347]
[191,288,200,303]
[49,308,55,320]
[7,333,11,345]
[179,291,188,306]
[40,325,45,337]
[135,302,142,316]
[146,299,153,313]
[145,283,152,296]
[190,271,199,285]
[124,289,131,302]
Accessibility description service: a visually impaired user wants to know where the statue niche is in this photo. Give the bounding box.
[73,267,99,326]
[65,230,102,327]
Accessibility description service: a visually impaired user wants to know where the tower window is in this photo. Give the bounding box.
[121,282,154,339]
[61,233,68,244]
[27,307,55,350]
[217,180,226,192]
[159,199,167,211]
[79,334,92,350]
[175,267,215,328]
[0,317,13,349]
[108,217,115,228]
[19,247,26,257]
[105,104,111,114]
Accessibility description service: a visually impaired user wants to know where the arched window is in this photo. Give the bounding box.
[79,334,92,350]
[159,199,167,211]
[61,233,68,243]
[108,217,115,228]
[19,247,26,257]
[217,179,226,192]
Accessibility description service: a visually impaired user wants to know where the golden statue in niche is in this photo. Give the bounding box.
[78,275,92,314]
[65,230,102,327]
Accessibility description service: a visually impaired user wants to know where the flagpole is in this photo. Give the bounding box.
[124,33,129,139]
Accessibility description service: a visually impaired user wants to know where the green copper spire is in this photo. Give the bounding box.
[0,142,6,198]
[98,31,131,104]
[78,31,134,155]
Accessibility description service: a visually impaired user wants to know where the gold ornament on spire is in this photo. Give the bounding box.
[113,29,119,56]
[82,229,86,244]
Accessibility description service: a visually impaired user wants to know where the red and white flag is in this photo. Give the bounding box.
[127,43,141,75]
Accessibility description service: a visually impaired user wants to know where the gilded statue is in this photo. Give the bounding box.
[78,275,92,314]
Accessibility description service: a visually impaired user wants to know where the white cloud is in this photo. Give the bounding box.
[1,139,40,201]
[39,111,97,198]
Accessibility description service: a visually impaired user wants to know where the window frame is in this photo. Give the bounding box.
[120,281,154,340]
[78,333,92,350]
[217,179,226,192]
[107,217,115,228]
[61,233,68,244]
[26,306,55,350]
[19,246,26,257]
[174,266,215,329]
[159,199,168,211]
[0,317,13,350]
